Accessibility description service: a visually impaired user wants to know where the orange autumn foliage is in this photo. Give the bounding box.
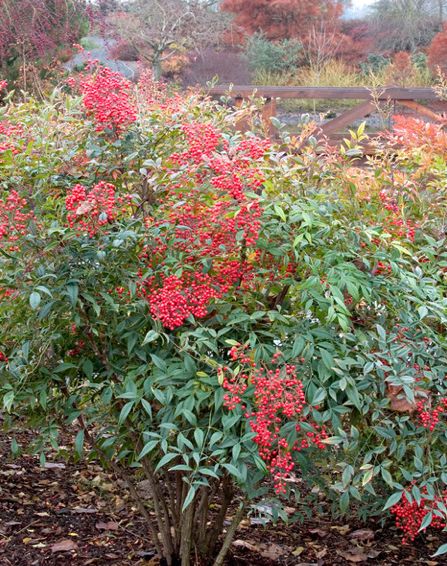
[428,23,447,73]
[221,0,343,42]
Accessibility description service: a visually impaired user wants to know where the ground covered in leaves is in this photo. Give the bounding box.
[0,430,445,565]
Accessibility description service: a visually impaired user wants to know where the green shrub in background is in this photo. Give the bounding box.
[245,32,303,76]
[360,53,390,76]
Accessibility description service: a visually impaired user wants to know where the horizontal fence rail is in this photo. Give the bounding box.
[208,85,447,146]
[209,85,441,101]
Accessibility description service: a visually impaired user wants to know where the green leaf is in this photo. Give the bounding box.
[340,491,350,513]
[417,305,428,319]
[182,485,196,511]
[223,463,240,479]
[362,469,373,486]
[67,283,79,307]
[381,468,393,487]
[138,440,159,460]
[141,399,153,419]
[155,452,178,472]
[82,359,93,378]
[3,391,14,412]
[142,330,159,345]
[432,543,447,557]
[383,491,403,510]
[151,354,167,371]
[419,511,433,532]
[194,429,204,448]
[29,291,41,310]
[311,387,326,406]
[75,429,84,457]
[118,401,134,425]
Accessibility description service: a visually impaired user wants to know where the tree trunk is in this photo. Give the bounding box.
[152,54,162,80]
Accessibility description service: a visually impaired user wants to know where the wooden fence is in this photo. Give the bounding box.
[208,85,447,142]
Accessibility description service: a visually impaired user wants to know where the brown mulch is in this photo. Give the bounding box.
[0,430,446,566]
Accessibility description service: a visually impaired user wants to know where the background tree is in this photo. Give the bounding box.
[428,22,447,73]
[369,0,442,52]
[0,0,86,87]
[107,0,229,79]
[221,0,344,42]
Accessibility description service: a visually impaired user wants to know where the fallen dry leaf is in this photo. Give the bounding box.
[293,546,305,556]
[43,462,66,470]
[232,539,289,560]
[330,524,351,535]
[315,547,328,558]
[349,528,375,541]
[51,539,78,553]
[95,521,119,531]
[337,549,368,563]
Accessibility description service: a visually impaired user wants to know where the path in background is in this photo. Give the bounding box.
[65,36,139,81]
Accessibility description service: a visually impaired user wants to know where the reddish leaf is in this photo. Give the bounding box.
[51,539,78,553]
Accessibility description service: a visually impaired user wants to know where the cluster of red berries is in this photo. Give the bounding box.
[137,125,268,330]
[80,66,137,135]
[391,488,447,543]
[0,287,15,299]
[0,351,8,363]
[66,181,133,236]
[67,340,86,357]
[416,397,447,431]
[0,190,34,251]
[143,273,220,330]
[373,261,392,276]
[222,346,326,494]
[0,121,24,154]
[378,190,416,242]
[137,69,184,113]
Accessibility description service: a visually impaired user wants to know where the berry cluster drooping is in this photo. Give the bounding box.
[0,191,34,251]
[144,273,220,331]
[416,397,447,431]
[66,182,133,236]
[221,346,327,494]
[378,190,416,243]
[0,121,24,154]
[391,488,447,543]
[138,124,269,330]
[80,66,137,135]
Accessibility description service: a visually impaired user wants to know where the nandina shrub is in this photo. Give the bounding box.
[0,68,330,566]
[1,68,447,563]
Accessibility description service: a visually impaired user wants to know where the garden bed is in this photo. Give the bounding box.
[0,430,444,566]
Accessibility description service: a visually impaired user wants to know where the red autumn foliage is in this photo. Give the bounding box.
[428,23,447,73]
[338,19,374,64]
[389,115,447,153]
[221,0,343,42]
[0,0,85,63]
